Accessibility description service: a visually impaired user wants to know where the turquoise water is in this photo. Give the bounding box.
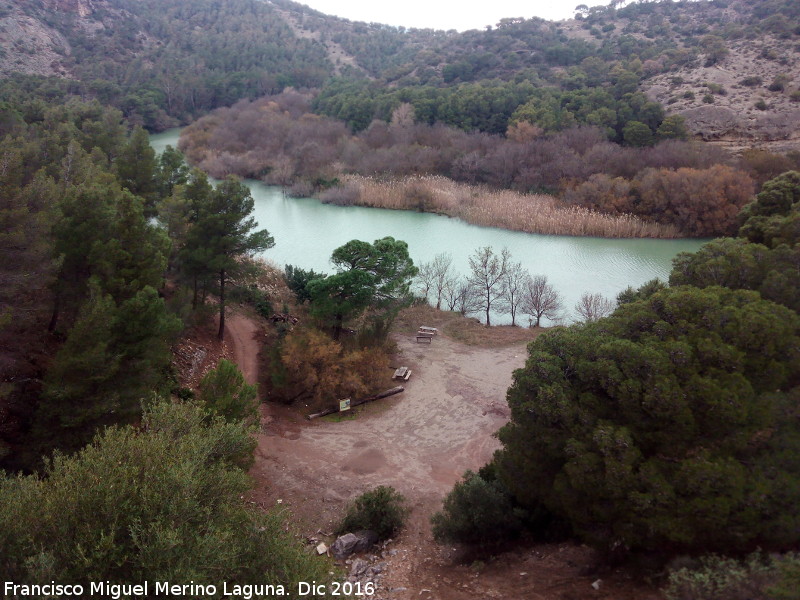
[149,129,706,324]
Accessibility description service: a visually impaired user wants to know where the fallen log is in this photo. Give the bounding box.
[306,386,404,420]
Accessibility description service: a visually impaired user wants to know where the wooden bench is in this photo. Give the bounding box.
[416,335,432,343]
[393,366,408,379]
[418,326,438,335]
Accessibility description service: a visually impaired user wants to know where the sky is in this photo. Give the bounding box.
[293,0,609,32]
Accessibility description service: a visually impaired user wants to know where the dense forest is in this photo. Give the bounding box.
[1,0,800,595]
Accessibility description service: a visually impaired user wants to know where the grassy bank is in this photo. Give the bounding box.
[322,175,679,239]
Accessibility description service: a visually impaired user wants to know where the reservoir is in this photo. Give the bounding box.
[150,128,706,325]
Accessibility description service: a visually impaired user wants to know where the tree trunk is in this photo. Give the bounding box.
[48,286,61,332]
[332,313,343,341]
[307,386,404,420]
[217,269,226,340]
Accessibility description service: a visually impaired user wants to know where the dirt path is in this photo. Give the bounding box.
[224,313,262,386]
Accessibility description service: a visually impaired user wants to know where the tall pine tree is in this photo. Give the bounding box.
[183,176,274,339]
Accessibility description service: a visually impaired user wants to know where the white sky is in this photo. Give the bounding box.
[294,0,609,31]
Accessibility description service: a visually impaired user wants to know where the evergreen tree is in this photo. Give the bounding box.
[197,359,258,425]
[184,176,274,339]
[156,144,190,197]
[35,284,121,455]
[33,282,181,459]
[114,126,159,214]
[495,286,800,555]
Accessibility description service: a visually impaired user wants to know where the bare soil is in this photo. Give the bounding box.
[221,306,663,600]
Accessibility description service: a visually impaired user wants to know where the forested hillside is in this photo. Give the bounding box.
[2,0,799,145]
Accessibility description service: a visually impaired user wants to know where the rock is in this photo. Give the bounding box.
[316,542,328,555]
[350,558,369,577]
[592,579,602,590]
[371,562,387,575]
[352,530,379,553]
[331,533,360,559]
[350,558,369,578]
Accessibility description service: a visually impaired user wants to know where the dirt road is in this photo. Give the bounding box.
[224,313,262,386]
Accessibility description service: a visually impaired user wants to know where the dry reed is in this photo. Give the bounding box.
[342,175,679,239]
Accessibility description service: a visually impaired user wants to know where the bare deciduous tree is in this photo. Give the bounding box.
[454,280,482,317]
[468,246,510,326]
[416,252,454,309]
[521,275,563,327]
[500,260,527,326]
[574,291,615,323]
[443,275,461,312]
[430,252,454,310]
[415,260,436,302]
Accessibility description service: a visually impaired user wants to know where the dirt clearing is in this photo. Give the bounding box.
[226,306,661,600]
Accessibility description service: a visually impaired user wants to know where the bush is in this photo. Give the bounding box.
[337,486,408,540]
[664,553,800,600]
[0,400,329,587]
[768,74,791,92]
[755,99,769,110]
[197,359,259,427]
[431,470,524,547]
[740,76,763,87]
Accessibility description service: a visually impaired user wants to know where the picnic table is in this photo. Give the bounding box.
[393,367,412,380]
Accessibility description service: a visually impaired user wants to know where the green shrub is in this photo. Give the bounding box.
[0,400,329,588]
[665,554,774,600]
[338,486,408,540]
[768,75,790,92]
[755,99,769,110]
[664,553,800,600]
[684,90,696,100]
[197,359,259,427]
[703,93,715,103]
[740,76,763,87]
[430,470,524,547]
[769,555,800,599]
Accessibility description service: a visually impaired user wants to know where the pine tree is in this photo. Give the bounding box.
[184,176,274,339]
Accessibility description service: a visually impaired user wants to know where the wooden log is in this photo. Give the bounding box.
[306,386,405,420]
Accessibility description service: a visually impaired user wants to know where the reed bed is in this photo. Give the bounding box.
[340,175,679,239]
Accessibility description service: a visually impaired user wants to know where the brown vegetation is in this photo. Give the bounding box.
[338,175,679,238]
[178,92,756,237]
[270,327,390,413]
[565,165,755,237]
